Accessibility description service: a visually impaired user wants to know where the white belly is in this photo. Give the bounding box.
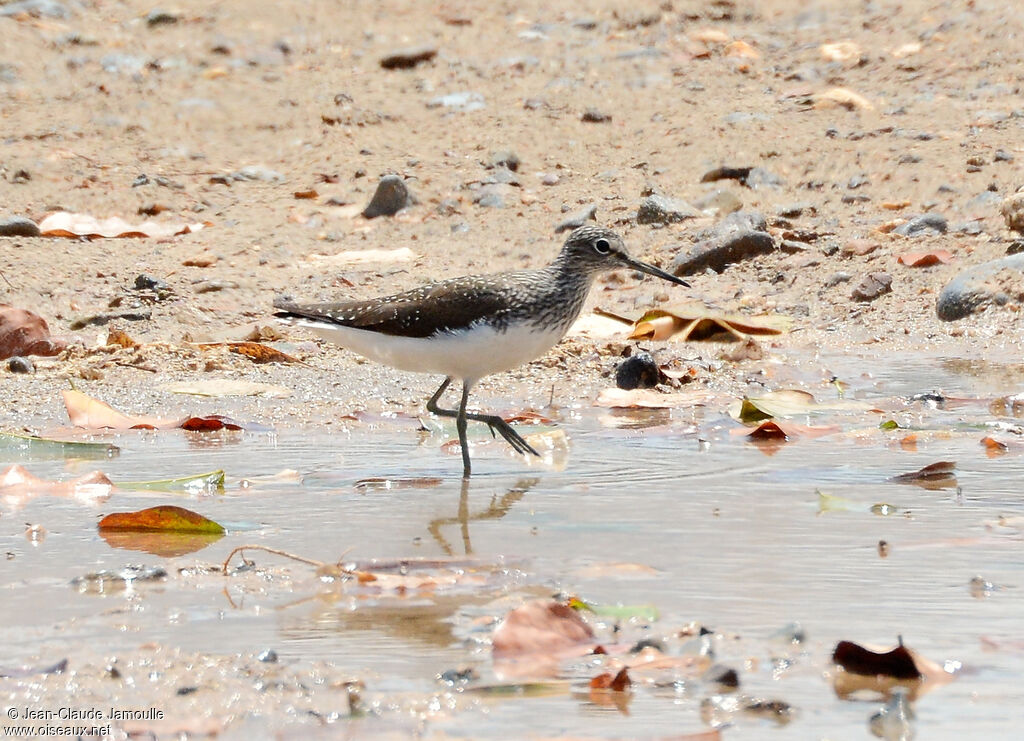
[291,319,566,384]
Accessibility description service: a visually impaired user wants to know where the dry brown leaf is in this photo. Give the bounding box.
[105,328,136,348]
[198,341,301,364]
[890,461,957,488]
[492,600,596,665]
[0,305,67,359]
[831,639,953,700]
[609,303,791,342]
[735,420,841,440]
[39,212,208,239]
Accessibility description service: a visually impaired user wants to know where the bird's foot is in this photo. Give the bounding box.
[483,416,540,457]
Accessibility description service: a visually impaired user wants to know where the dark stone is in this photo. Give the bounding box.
[362,175,415,218]
[893,213,947,237]
[851,272,893,301]
[615,352,660,390]
[134,274,166,291]
[704,664,740,690]
[581,108,611,123]
[637,194,699,225]
[0,217,40,237]
[673,212,774,276]
[554,203,597,233]
[146,9,179,26]
[487,151,520,171]
[1007,240,1024,255]
[936,253,1024,320]
[701,166,752,184]
[777,202,813,218]
[379,45,438,70]
[629,638,666,654]
[69,310,152,330]
[7,357,34,374]
[257,649,278,663]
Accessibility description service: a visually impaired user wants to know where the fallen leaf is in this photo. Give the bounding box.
[831,639,952,700]
[63,389,183,429]
[729,389,869,422]
[38,212,207,239]
[353,476,443,491]
[98,505,224,533]
[897,250,953,267]
[980,436,1009,456]
[590,667,632,691]
[304,247,417,266]
[492,600,596,667]
[198,341,301,364]
[890,461,957,488]
[105,328,137,348]
[0,465,114,507]
[737,420,840,440]
[0,305,67,359]
[293,189,318,199]
[595,387,716,409]
[600,303,791,342]
[0,431,119,461]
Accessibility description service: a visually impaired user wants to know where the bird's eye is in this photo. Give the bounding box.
[593,238,611,254]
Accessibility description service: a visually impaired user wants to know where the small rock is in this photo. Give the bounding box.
[426,91,485,112]
[893,213,947,237]
[362,175,416,218]
[700,166,752,184]
[554,204,597,233]
[0,217,40,237]
[0,0,70,18]
[436,198,460,216]
[256,649,278,663]
[69,310,152,330]
[847,174,870,189]
[615,352,660,390]
[994,149,1014,163]
[487,151,520,171]
[636,194,699,225]
[472,184,511,209]
[744,167,784,190]
[7,357,34,374]
[842,239,879,257]
[953,220,984,235]
[134,274,167,291]
[898,153,922,164]
[146,9,179,26]
[696,210,768,239]
[195,279,238,294]
[1007,240,1024,255]
[379,45,438,70]
[540,172,560,186]
[233,165,285,183]
[777,202,813,218]
[483,168,520,186]
[581,108,611,123]
[937,253,1024,320]
[672,231,775,276]
[11,169,31,183]
[693,189,743,215]
[825,271,853,287]
[851,272,892,301]
[1001,192,1024,233]
[704,664,740,690]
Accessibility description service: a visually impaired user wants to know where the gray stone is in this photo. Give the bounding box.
[692,189,742,215]
[777,202,813,218]
[745,167,784,190]
[825,271,853,287]
[695,210,768,240]
[472,184,512,209]
[69,310,152,330]
[893,213,947,237]
[7,357,34,374]
[672,230,775,276]
[851,272,893,302]
[362,175,415,218]
[487,151,520,171]
[0,0,69,18]
[1002,192,1024,233]
[554,204,597,233]
[581,108,611,123]
[636,194,699,225]
[937,253,1024,320]
[234,165,285,183]
[426,91,485,112]
[0,217,40,237]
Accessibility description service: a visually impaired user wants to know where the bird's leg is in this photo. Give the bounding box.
[457,382,471,478]
[425,377,540,461]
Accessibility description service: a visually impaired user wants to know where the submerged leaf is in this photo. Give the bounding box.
[0,431,118,461]
[98,505,225,533]
[492,600,596,661]
[890,461,957,487]
[0,465,114,507]
[116,470,225,493]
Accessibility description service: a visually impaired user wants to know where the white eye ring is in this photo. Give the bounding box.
[594,238,611,254]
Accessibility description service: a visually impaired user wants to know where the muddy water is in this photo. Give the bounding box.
[2,354,1023,738]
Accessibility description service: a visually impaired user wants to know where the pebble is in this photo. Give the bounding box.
[233,165,285,183]
[7,356,34,374]
[704,664,740,690]
[362,175,415,218]
[134,274,167,291]
[825,271,853,287]
[379,45,438,70]
[0,217,40,237]
[256,649,278,663]
[146,8,179,26]
[700,165,751,184]
[554,204,597,233]
[426,91,485,112]
[692,189,743,215]
[69,310,152,330]
[472,184,511,209]
[195,279,238,293]
[483,168,520,186]
[1001,191,1024,233]
[436,198,460,216]
[487,151,520,171]
[777,202,813,218]
[636,194,699,225]
[672,229,775,276]
[540,172,559,186]
[936,253,1024,320]
[893,213,948,237]
[851,272,893,301]
[744,167,784,190]
[0,0,69,18]
[581,108,611,123]
[994,149,1015,163]
[842,239,879,257]
[615,352,660,390]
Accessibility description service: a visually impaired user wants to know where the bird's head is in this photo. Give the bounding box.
[559,226,689,286]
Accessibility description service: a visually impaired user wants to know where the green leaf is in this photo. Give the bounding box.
[879,419,900,430]
[98,505,225,533]
[116,469,225,493]
[0,431,119,461]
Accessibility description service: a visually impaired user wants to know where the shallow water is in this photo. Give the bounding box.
[3,353,1024,738]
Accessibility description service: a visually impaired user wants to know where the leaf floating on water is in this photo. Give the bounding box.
[38,211,208,239]
[730,389,870,422]
[569,596,660,621]
[0,431,119,461]
[116,469,225,493]
[879,419,901,430]
[739,420,840,441]
[98,505,225,534]
[492,600,596,671]
[0,464,114,507]
[817,490,900,516]
[100,530,224,557]
[595,387,716,409]
[180,416,243,432]
[890,461,957,488]
[353,476,444,492]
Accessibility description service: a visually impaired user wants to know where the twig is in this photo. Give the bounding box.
[221,543,355,575]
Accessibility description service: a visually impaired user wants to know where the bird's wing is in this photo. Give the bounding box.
[273,281,512,339]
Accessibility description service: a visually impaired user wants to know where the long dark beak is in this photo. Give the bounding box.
[621,255,690,287]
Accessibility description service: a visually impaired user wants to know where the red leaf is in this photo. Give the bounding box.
[98,505,224,534]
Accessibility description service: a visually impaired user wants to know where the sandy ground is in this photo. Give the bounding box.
[1,0,1023,734]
